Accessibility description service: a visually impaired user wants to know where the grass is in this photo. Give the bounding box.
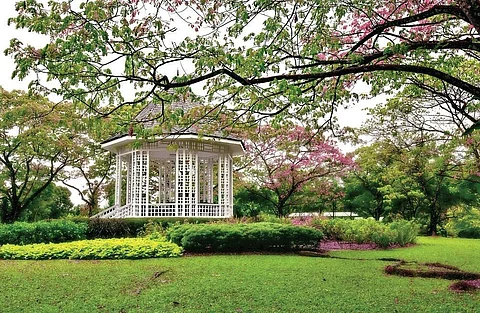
[0,237,479,312]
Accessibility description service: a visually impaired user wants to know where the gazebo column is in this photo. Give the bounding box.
[114,154,122,207]
[217,154,233,217]
[130,150,150,217]
[175,148,198,217]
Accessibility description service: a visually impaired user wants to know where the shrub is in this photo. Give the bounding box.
[444,208,480,239]
[166,222,323,252]
[309,218,381,243]
[138,220,167,239]
[86,218,135,239]
[389,220,420,246]
[0,238,182,260]
[0,220,87,245]
[371,229,397,248]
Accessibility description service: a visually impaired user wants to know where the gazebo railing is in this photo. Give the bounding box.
[91,203,232,218]
[91,204,130,218]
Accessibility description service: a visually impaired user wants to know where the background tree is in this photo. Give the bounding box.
[342,81,480,230]
[342,142,394,220]
[22,184,73,222]
[345,132,479,233]
[233,184,276,218]
[59,117,118,217]
[0,88,82,223]
[61,145,114,217]
[239,125,354,217]
[5,0,480,135]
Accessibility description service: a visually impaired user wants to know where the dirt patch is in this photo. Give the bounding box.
[124,270,171,296]
[449,279,480,293]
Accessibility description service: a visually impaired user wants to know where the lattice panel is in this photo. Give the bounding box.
[175,148,198,217]
[198,158,214,204]
[129,150,149,217]
[158,160,176,203]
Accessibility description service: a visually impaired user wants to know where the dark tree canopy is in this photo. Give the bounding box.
[5,0,480,133]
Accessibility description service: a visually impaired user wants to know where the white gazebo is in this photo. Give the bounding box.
[92,102,244,218]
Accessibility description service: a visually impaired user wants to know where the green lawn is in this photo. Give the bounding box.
[0,237,479,313]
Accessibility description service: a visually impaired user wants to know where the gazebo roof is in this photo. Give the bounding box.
[101,102,245,155]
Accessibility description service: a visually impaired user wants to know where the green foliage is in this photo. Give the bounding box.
[389,220,421,246]
[344,138,479,234]
[308,218,418,247]
[458,228,480,239]
[86,218,135,239]
[22,184,74,222]
[138,220,167,240]
[233,185,274,217]
[0,220,87,245]
[166,222,323,252]
[6,0,480,145]
[0,238,182,260]
[445,208,480,239]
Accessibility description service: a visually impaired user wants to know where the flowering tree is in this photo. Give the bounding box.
[240,125,355,217]
[5,0,480,134]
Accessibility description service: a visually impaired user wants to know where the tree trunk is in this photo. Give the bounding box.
[428,207,440,236]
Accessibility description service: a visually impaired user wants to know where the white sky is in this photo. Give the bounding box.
[2,2,23,90]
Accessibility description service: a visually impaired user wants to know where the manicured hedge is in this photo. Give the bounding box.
[166,222,323,252]
[0,220,87,245]
[0,238,182,260]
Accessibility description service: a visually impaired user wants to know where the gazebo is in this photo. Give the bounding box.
[92,102,244,218]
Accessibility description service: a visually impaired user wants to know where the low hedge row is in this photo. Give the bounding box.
[166,222,323,252]
[0,238,183,260]
[0,220,87,245]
